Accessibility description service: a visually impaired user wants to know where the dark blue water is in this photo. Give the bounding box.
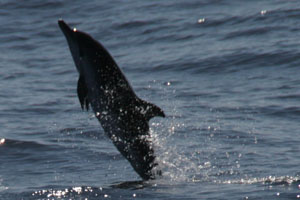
[1,0,300,199]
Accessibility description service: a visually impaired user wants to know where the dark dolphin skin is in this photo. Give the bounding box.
[58,20,165,180]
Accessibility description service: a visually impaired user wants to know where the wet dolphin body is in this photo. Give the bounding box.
[58,20,165,180]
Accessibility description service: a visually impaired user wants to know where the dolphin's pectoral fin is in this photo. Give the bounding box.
[77,75,89,111]
[137,99,165,121]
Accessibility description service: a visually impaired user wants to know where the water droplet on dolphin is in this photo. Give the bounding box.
[0,138,5,145]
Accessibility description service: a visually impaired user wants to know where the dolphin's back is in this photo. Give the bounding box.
[77,32,135,101]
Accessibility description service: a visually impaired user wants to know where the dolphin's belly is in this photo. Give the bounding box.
[94,110,157,180]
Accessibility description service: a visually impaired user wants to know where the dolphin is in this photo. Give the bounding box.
[58,20,165,180]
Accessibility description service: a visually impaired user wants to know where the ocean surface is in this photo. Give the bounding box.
[1,0,300,199]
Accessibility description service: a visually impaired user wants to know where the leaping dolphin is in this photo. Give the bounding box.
[58,20,165,180]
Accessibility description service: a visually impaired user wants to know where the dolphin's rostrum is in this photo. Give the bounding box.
[58,20,165,180]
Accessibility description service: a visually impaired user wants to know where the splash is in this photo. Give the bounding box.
[150,118,205,183]
[32,186,100,198]
[32,186,139,199]
[147,80,212,183]
[0,176,8,192]
[220,175,300,185]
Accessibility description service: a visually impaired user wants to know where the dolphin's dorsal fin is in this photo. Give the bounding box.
[77,75,89,110]
[137,99,165,121]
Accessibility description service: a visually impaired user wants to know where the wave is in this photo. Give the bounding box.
[1,1,64,10]
[132,49,299,75]
[112,20,158,30]
[220,175,300,186]
[256,105,300,119]
[0,138,53,150]
[7,183,152,200]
